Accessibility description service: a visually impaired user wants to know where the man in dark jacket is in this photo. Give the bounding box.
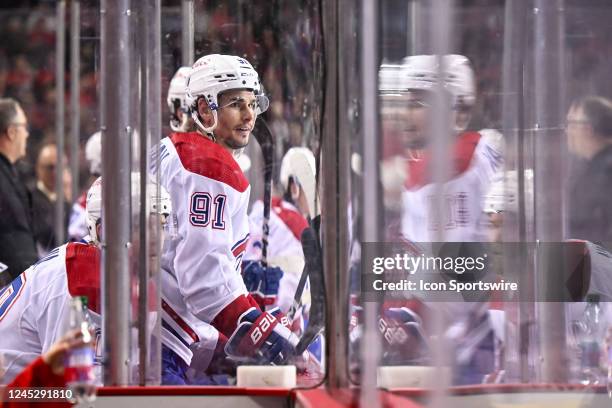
[567,96,612,243]
[0,98,38,286]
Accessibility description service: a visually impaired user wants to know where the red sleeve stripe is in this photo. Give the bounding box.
[161,300,200,343]
[232,241,248,258]
[231,234,250,252]
[211,294,258,337]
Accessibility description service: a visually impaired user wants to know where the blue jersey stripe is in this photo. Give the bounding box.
[162,319,191,349]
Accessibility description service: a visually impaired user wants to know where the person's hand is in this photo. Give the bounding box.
[288,176,311,218]
[43,329,88,376]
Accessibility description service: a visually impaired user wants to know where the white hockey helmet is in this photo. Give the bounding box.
[379,64,406,95]
[167,66,192,132]
[85,174,172,245]
[401,54,476,107]
[280,147,317,216]
[185,54,269,135]
[85,131,102,176]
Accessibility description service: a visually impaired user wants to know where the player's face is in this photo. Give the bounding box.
[215,89,258,150]
[402,90,430,150]
[380,94,410,136]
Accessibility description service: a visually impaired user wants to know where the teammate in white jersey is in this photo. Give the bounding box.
[156,54,302,384]
[163,66,230,385]
[368,56,505,384]
[167,66,195,133]
[244,147,316,313]
[395,54,504,243]
[0,176,172,384]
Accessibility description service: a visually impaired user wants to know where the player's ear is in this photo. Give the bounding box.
[197,98,215,128]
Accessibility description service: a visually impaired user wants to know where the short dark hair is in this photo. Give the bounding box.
[572,96,612,138]
[0,98,20,135]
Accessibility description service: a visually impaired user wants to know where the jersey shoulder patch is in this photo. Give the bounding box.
[65,242,101,314]
[170,132,249,192]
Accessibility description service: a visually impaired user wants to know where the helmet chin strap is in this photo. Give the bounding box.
[191,109,218,142]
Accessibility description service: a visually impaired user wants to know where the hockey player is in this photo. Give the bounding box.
[156,54,302,383]
[164,65,233,385]
[243,147,316,313]
[167,66,195,133]
[364,55,505,384]
[0,176,172,384]
[397,54,504,242]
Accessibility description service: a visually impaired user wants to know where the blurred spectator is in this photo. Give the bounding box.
[30,142,71,256]
[566,95,612,242]
[0,98,37,286]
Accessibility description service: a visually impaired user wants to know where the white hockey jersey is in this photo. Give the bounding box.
[245,197,309,312]
[0,242,101,384]
[156,132,253,365]
[401,130,503,242]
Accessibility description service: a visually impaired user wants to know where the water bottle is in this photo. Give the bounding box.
[579,294,604,385]
[64,297,97,403]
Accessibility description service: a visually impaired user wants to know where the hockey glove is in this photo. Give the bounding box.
[242,261,284,311]
[379,307,430,365]
[225,307,299,365]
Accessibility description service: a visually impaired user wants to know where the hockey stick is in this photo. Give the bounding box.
[287,258,309,322]
[252,117,274,268]
[294,222,325,355]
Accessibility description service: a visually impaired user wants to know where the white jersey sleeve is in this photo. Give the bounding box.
[158,133,251,326]
[0,245,71,384]
[472,128,504,186]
